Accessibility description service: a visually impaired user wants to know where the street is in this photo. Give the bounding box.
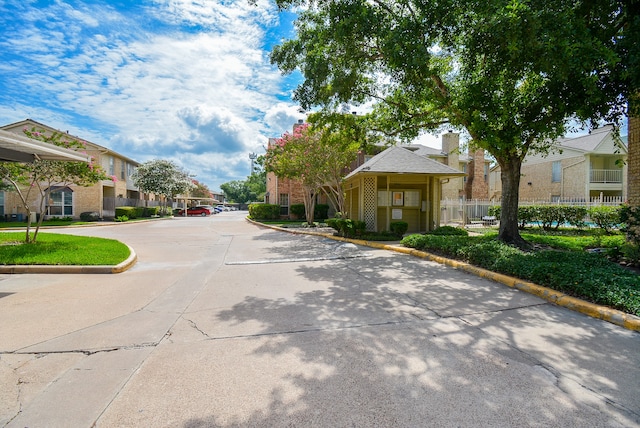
[1,211,639,427]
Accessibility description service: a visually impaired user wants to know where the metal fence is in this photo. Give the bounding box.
[440,196,625,225]
[102,197,162,218]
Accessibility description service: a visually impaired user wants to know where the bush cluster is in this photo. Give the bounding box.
[488,205,621,231]
[114,206,160,220]
[248,203,281,220]
[288,203,330,221]
[428,225,469,236]
[389,221,409,238]
[400,233,640,316]
[325,218,367,238]
[80,211,101,222]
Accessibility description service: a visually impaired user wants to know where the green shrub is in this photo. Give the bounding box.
[144,206,160,217]
[290,204,306,219]
[248,203,281,220]
[314,204,330,220]
[517,205,538,229]
[588,205,621,234]
[563,206,588,228]
[389,221,409,238]
[115,215,129,222]
[488,206,500,219]
[428,226,468,236]
[80,211,101,222]
[326,218,366,238]
[115,206,137,219]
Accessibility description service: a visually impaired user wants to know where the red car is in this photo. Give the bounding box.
[177,206,211,216]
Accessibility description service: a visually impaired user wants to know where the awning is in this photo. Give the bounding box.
[0,129,91,163]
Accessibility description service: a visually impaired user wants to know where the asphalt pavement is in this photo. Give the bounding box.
[0,211,639,427]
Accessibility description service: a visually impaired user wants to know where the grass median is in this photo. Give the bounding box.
[0,232,130,265]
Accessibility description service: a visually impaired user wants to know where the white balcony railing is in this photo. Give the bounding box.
[590,169,622,183]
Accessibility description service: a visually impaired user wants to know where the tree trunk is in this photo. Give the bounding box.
[497,156,528,248]
[628,105,639,207]
[302,185,317,225]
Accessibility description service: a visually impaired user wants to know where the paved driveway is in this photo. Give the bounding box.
[1,211,639,427]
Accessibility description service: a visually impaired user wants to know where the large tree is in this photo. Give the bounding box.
[130,159,194,215]
[0,127,109,243]
[271,0,632,246]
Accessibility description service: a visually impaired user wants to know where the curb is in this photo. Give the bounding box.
[0,245,138,274]
[248,218,640,332]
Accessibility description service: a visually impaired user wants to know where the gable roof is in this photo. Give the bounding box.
[345,146,465,179]
[0,129,91,162]
[556,124,624,153]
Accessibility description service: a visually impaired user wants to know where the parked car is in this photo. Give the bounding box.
[213,206,223,213]
[177,206,210,216]
[198,205,215,214]
[216,204,231,212]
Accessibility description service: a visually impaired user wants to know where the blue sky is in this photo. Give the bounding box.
[0,0,311,191]
[0,1,627,192]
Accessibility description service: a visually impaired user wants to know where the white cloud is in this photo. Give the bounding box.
[0,0,300,190]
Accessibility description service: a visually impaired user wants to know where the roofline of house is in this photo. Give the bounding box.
[1,119,141,166]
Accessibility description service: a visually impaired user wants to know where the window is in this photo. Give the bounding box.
[120,160,126,180]
[552,161,561,182]
[279,193,289,215]
[0,191,4,217]
[462,164,467,183]
[47,187,73,216]
[484,164,489,183]
[109,156,115,176]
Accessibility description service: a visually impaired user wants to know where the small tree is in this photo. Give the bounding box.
[130,159,194,215]
[0,127,109,243]
[265,124,319,224]
[308,112,366,216]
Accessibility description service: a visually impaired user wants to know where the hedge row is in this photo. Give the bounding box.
[488,205,621,232]
[290,203,330,220]
[114,206,160,219]
[248,203,281,220]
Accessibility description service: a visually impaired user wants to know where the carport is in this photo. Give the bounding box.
[0,129,90,162]
[174,196,221,217]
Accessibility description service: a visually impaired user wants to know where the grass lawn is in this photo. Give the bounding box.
[0,232,131,265]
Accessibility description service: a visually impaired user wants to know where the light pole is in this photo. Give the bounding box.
[249,152,257,175]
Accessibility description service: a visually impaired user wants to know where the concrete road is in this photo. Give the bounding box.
[1,211,639,427]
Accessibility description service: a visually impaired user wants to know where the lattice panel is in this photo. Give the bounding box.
[363,176,377,230]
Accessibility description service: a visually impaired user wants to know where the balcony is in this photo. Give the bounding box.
[590,169,622,184]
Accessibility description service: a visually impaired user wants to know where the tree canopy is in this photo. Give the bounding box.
[271,0,635,246]
[130,159,194,214]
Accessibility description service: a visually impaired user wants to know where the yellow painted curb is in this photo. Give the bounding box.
[248,218,640,332]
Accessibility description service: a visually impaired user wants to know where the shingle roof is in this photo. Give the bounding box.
[345,146,466,179]
[557,125,614,152]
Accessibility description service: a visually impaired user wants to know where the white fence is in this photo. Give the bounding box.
[440,196,625,225]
